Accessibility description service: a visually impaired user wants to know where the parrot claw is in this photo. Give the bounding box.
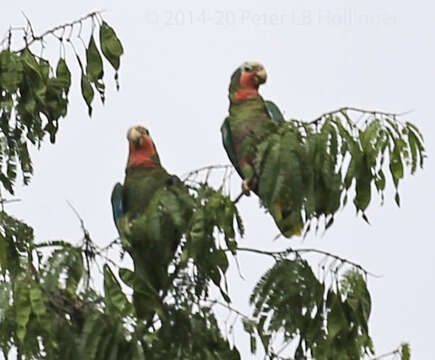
[242,180,251,195]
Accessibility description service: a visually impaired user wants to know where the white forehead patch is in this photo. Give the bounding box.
[127,126,148,141]
[240,61,264,71]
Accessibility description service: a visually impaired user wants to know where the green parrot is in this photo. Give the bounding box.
[221,61,303,238]
[111,125,191,318]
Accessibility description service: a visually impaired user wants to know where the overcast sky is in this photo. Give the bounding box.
[2,0,434,358]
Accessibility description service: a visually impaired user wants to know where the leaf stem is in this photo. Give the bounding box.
[310,106,413,125]
[234,246,381,278]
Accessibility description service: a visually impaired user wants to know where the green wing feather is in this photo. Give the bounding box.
[221,118,244,179]
[223,94,303,237]
[110,182,124,234]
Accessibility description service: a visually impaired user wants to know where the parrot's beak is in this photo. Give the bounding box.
[127,127,147,146]
[255,68,267,85]
[127,127,141,144]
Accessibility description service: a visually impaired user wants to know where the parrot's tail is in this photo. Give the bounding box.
[271,203,304,238]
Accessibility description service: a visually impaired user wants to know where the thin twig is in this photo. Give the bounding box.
[101,237,121,251]
[67,201,94,288]
[11,10,104,53]
[232,191,245,204]
[182,164,233,181]
[369,348,400,360]
[234,246,380,277]
[209,299,250,320]
[309,106,413,125]
[21,12,35,39]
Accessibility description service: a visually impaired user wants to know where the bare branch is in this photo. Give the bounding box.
[309,106,413,125]
[0,198,21,206]
[66,201,94,288]
[6,10,105,52]
[368,348,400,360]
[182,164,233,181]
[209,299,250,320]
[234,246,381,278]
[232,191,245,204]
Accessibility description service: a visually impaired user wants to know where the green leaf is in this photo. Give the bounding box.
[86,36,104,81]
[56,58,71,94]
[104,264,131,315]
[65,249,84,293]
[401,343,411,360]
[0,50,23,92]
[375,170,386,192]
[213,249,229,274]
[79,314,106,359]
[99,21,124,71]
[389,147,404,182]
[0,234,7,271]
[119,267,135,288]
[81,73,94,116]
[327,291,347,339]
[14,280,31,342]
[39,58,50,80]
[407,125,425,169]
[242,319,257,354]
[29,282,46,318]
[20,49,47,104]
[354,161,372,211]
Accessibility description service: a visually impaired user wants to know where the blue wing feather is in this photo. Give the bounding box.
[111,182,124,234]
[265,100,285,123]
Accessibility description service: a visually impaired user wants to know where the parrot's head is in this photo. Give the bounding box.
[229,61,267,102]
[126,125,161,168]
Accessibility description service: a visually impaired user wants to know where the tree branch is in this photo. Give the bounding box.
[232,191,245,204]
[67,201,95,289]
[309,106,413,125]
[6,10,104,52]
[368,348,400,360]
[209,299,251,320]
[234,246,380,277]
[182,164,233,181]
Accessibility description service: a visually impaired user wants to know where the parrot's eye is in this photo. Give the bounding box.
[145,129,150,135]
[243,65,253,72]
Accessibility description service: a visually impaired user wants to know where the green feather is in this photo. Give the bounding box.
[110,182,124,233]
[222,68,303,237]
[112,164,192,318]
[221,118,244,179]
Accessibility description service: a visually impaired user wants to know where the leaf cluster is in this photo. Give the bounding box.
[0,14,122,194]
[246,259,373,359]
[241,109,425,234]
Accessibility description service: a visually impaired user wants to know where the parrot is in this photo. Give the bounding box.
[111,125,191,318]
[221,61,303,238]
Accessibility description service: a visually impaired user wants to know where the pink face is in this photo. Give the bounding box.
[127,127,159,168]
[235,62,267,101]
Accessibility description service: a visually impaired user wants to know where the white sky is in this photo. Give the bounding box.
[2,1,434,358]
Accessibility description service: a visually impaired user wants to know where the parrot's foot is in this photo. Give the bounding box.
[242,180,251,195]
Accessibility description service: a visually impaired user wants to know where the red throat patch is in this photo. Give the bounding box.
[127,136,159,168]
[235,72,259,101]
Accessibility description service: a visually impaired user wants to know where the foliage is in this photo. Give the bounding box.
[248,261,373,359]
[240,107,425,234]
[0,14,421,360]
[0,11,123,194]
